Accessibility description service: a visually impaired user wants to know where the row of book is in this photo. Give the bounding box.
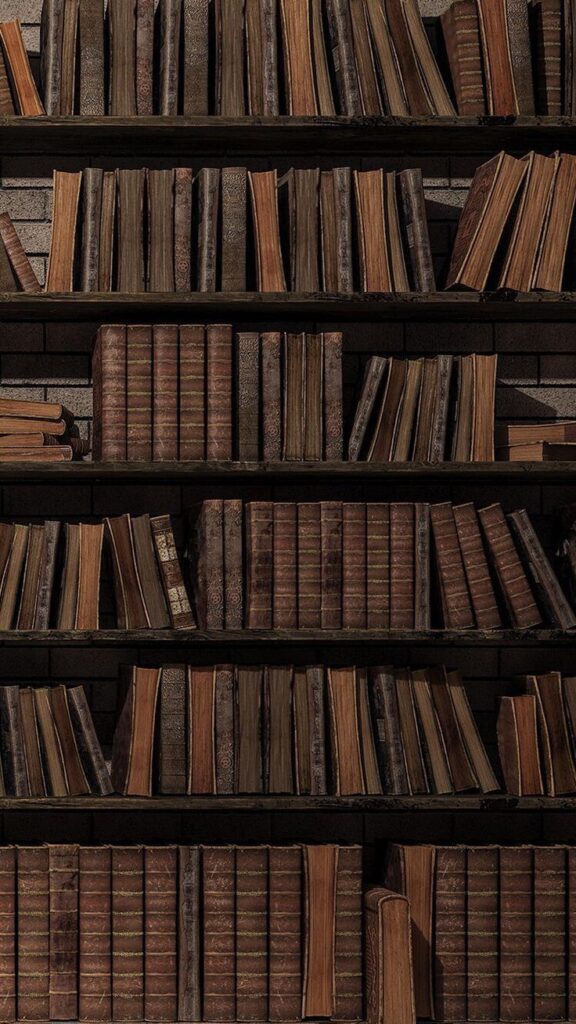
[349,353,497,462]
[193,499,576,631]
[0,397,87,463]
[390,842,576,1022]
[0,842,371,1023]
[112,661,497,797]
[93,325,343,462]
[498,419,576,461]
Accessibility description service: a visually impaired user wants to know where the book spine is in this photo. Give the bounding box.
[158,665,187,794]
[390,503,415,628]
[80,167,103,291]
[215,665,235,794]
[207,324,233,460]
[174,168,193,292]
[478,503,541,628]
[533,0,562,115]
[144,847,178,1022]
[0,214,41,293]
[49,844,78,1021]
[127,324,152,461]
[224,499,244,629]
[159,0,182,114]
[261,0,279,114]
[466,846,499,1021]
[79,846,111,1022]
[246,502,274,629]
[178,846,201,1022]
[202,846,236,1021]
[333,166,354,291]
[442,0,486,114]
[343,503,367,628]
[320,501,343,629]
[534,846,567,1021]
[398,169,435,292]
[326,0,362,114]
[197,168,220,291]
[112,847,144,1022]
[335,846,363,1020]
[297,502,322,628]
[153,324,178,461]
[500,845,533,1021]
[273,503,297,628]
[236,847,268,1020]
[434,847,466,1021]
[221,167,247,291]
[568,847,576,1020]
[303,845,337,1018]
[17,847,50,1021]
[94,325,127,461]
[367,503,389,628]
[236,332,260,460]
[261,333,282,461]
[269,847,302,1021]
[453,502,502,629]
[150,515,196,629]
[2,686,29,796]
[414,502,431,630]
[135,0,154,114]
[0,848,15,1023]
[307,665,328,795]
[41,0,64,115]
[193,500,224,630]
[323,332,343,459]
[109,0,137,114]
[430,502,475,629]
[179,324,205,460]
[183,0,209,114]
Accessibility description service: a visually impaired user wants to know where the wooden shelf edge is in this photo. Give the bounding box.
[0,795,570,811]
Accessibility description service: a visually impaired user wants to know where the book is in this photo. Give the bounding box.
[477,0,535,115]
[497,694,544,795]
[364,887,415,1024]
[111,666,161,796]
[0,20,45,114]
[280,0,318,115]
[0,213,41,294]
[441,0,485,114]
[109,0,137,115]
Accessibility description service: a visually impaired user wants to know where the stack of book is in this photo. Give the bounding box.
[348,353,497,462]
[0,684,111,797]
[111,661,495,797]
[497,420,576,460]
[447,150,576,292]
[0,513,193,631]
[93,325,343,462]
[0,19,44,115]
[0,397,87,462]
[0,842,370,1023]
[388,842,576,1022]
[45,164,434,293]
[192,498,576,630]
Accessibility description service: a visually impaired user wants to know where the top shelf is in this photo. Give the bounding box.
[3,115,576,156]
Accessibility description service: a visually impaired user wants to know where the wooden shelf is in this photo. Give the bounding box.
[2,114,576,155]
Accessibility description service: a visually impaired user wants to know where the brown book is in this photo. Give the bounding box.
[334,845,363,1020]
[357,668,383,795]
[0,523,27,630]
[221,166,247,292]
[261,331,282,461]
[0,20,45,115]
[236,667,263,793]
[34,519,60,629]
[355,169,391,292]
[0,213,41,294]
[283,168,320,292]
[303,845,337,1018]
[447,668,499,792]
[430,502,474,629]
[453,502,501,628]
[265,666,294,794]
[109,0,137,115]
[365,887,415,1024]
[148,169,175,292]
[433,847,466,1021]
[235,847,268,1020]
[174,167,193,292]
[67,685,113,796]
[187,667,216,794]
[325,0,362,113]
[398,168,435,293]
[280,0,317,114]
[509,507,576,629]
[80,167,104,292]
[348,356,388,461]
[206,323,233,459]
[98,170,116,291]
[57,523,79,631]
[40,0,64,115]
[446,152,528,290]
[50,685,89,796]
[500,846,533,1021]
[310,0,335,114]
[17,847,50,1021]
[48,844,78,1021]
[34,688,68,796]
[78,0,105,115]
[0,446,72,462]
[249,170,287,291]
[391,358,422,461]
[16,524,44,630]
[293,667,327,796]
[393,0,455,113]
[390,503,415,628]
[79,847,111,1022]
[182,0,209,115]
[371,666,409,794]
[126,324,152,461]
[196,167,220,291]
[297,502,321,628]
[441,0,485,114]
[320,501,342,629]
[247,0,278,115]
[471,353,497,461]
[106,514,150,629]
[0,43,14,114]
[177,844,201,1021]
[499,151,558,291]
[153,323,178,460]
[283,332,305,460]
[269,847,302,1021]
[215,664,235,794]
[497,694,544,795]
[368,358,407,462]
[132,514,171,629]
[223,498,243,629]
[179,324,205,459]
[532,0,562,115]
[534,847,567,1021]
[0,848,15,1021]
[327,667,365,794]
[59,0,78,115]
[332,166,354,291]
[367,502,390,628]
[236,332,260,461]
[395,667,428,793]
[350,0,382,114]
[158,665,187,795]
[427,665,477,792]
[411,669,453,794]
[144,847,178,1022]
[19,687,46,796]
[192,499,224,630]
[477,0,535,114]
[0,231,18,291]
[384,844,435,1018]
[452,354,474,461]
[159,0,182,115]
[202,847,235,1021]
[535,154,576,291]
[216,0,244,114]
[502,439,576,461]
[111,666,161,796]
[411,357,437,461]
[364,0,408,116]
[246,502,273,629]
[467,846,499,1020]
[116,169,145,292]
[0,415,66,436]
[320,170,338,292]
[0,685,27,796]
[273,502,297,629]
[528,672,576,794]
[47,172,82,291]
[478,502,541,628]
[111,847,144,1021]
[429,354,453,462]
[343,502,366,628]
[502,420,576,445]
[150,514,196,629]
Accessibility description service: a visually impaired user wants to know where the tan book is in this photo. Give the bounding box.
[76,523,103,630]
[411,669,453,794]
[16,524,45,630]
[534,152,576,291]
[46,171,82,292]
[249,170,286,291]
[280,0,317,114]
[354,169,392,292]
[384,843,436,1019]
[327,667,365,795]
[0,20,45,114]
[111,666,161,796]
[497,694,544,795]
[499,152,559,292]
[500,420,576,445]
[57,523,79,631]
[0,213,41,293]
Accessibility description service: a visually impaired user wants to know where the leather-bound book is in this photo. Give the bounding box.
[0,232,18,291]
[59,0,78,114]
[79,846,111,1022]
[392,358,423,461]
[280,0,318,114]
[453,502,501,628]
[273,503,297,628]
[467,846,499,1020]
[381,0,432,114]
[221,167,247,291]
[202,847,236,1021]
[358,668,382,793]
[116,169,146,292]
[531,0,562,115]
[478,503,541,628]
[187,667,216,794]
[0,686,28,796]
[236,667,263,792]
[447,668,499,792]
[48,844,78,1021]
[111,666,161,795]
[182,0,210,114]
[80,167,104,292]
[0,21,45,115]
[150,514,196,628]
[0,48,13,114]
[499,152,558,292]
[216,0,245,114]
[283,332,305,460]
[105,514,150,629]
[265,666,294,793]
[246,502,273,629]
[429,354,452,462]
[477,0,535,114]
[50,686,90,795]
[430,502,474,629]
[303,845,337,1017]
[112,847,144,1021]
[427,666,477,792]
[158,665,187,794]
[257,0,278,114]
[56,522,78,624]
[569,848,576,1019]
[215,665,235,793]
[0,214,40,294]
[293,672,311,793]
[297,502,321,628]
[174,168,193,292]
[335,845,363,1020]
[433,847,465,1021]
[397,0,455,114]
[282,169,320,291]
[0,523,28,629]
[178,845,201,1021]
[398,168,435,293]
[34,519,60,629]
[16,524,45,630]
[364,887,415,1024]
[223,499,244,629]
[367,503,390,628]
[304,667,327,794]
[471,353,497,461]
[534,847,567,1020]
[98,170,116,291]
[19,687,46,796]
[325,0,362,113]
[354,170,392,292]
[533,152,576,291]
[500,846,533,1021]
[390,503,414,628]
[67,685,113,795]
[196,167,220,291]
[364,0,408,116]
[92,324,127,461]
[246,0,263,113]
[261,332,282,460]
[17,847,50,1021]
[179,324,205,459]
[386,846,437,1017]
[349,0,382,114]
[148,170,175,292]
[136,0,154,114]
[370,666,409,794]
[411,670,453,794]
[412,357,438,461]
[497,694,544,795]
[446,152,528,290]
[395,667,428,793]
[0,847,15,1023]
[41,0,65,115]
[348,356,387,461]
[528,672,576,795]
[320,171,338,292]
[327,667,365,794]
[249,170,287,291]
[320,501,342,629]
[386,171,410,292]
[237,332,260,460]
[159,0,182,115]
[509,507,576,629]
[126,324,152,461]
[269,847,302,1021]
[368,358,407,462]
[131,514,173,624]
[333,166,354,291]
[236,847,268,1020]
[343,502,366,628]
[310,0,335,114]
[192,499,224,630]
[323,331,343,459]
[109,0,137,115]
[440,0,485,114]
[144,847,178,1022]
[153,323,178,460]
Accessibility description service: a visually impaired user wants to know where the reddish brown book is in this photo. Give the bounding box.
[343,502,367,628]
[364,887,415,1024]
[477,0,534,114]
[206,324,233,460]
[79,846,111,1022]
[112,847,144,1021]
[367,503,389,628]
[320,501,342,629]
[0,213,41,294]
[390,503,414,628]
[323,332,343,459]
[499,151,558,292]
[202,847,236,1021]
[174,167,193,292]
[467,846,499,1020]
[497,695,544,795]
[453,502,502,629]
[384,843,435,1018]
[280,0,317,114]
[478,503,541,628]
[500,846,533,1021]
[354,169,392,292]
[150,515,196,629]
[534,847,567,1021]
[46,171,82,292]
[192,499,224,630]
[528,672,576,795]
[127,324,152,461]
[0,20,45,114]
[49,844,78,1021]
[273,502,297,628]
[249,171,286,291]
[224,499,243,629]
[144,847,178,1022]
[187,667,216,794]
[297,502,321,628]
[269,847,302,1021]
[327,667,365,795]
[303,845,337,1018]
[246,502,273,629]
[261,332,282,460]
[92,324,127,462]
[235,847,268,1020]
[177,845,201,1021]
[430,502,474,629]
[433,847,466,1021]
[534,153,576,292]
[532,0,562,115]
[111,666,161,796]
[441,0,485,114]
[179,324,206,460]
[106,514,149,629]
[334,846,363,1020]
[17,846,50,1020]
[0,848,15,1023]
[153,324,178,461]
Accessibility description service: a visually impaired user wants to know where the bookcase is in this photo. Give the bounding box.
[3,3,576,1023]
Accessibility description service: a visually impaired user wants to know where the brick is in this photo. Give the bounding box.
[12,220,50,254]
[2,354,90,385]
[46,321,98,352]
[0,322,43,352]
[46,385,92,417]
[540,355,576,384]
[498,355,538,385]
[0,189,46,219]
[0,0,42,22]
[495,323,576,352]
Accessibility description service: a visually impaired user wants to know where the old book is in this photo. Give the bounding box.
[343,502,366,628]
[16,524,45,630]
[79,847,111,1021]
[390,503,415,628]
[109,0,137,115]
[111,666,161,796]
[531,0,562,115]
[446,152,528,290]
[303,845,337,1017]
[216,0,245,114]
[50,685,89,796]
[251,0,278,114]
[411,357,438,460]
[269,847,302,1021]
[261,332,282,461]
[0,231,18,290]
[34,688,68,796]
[0,523,28,629]
[401,0,455,112]
[334,846,363,1020]
[534,846,567,1020]
[179,324,205,458]
[466,846,499,1020]
[357,668,383,795]
[0,213,41,293]
[111,847,144,1021]
[144,847,178,1022]
[429,354,453,462]
[159,0,182,115]
[320,501,342,629]
[411,670,452,794]
[355,169,391,292]
[477,0,535,114]
[202,847,235,1021]
[77,0,105,115]
[365,887,415,1024]
[57,523,79,630]
[223,499,243,629]
[391,358,423,461]
[453,502,501,628]
[283,332,305,460]
[282,169,320,292]
[192,499,224,629]
[0,686,28,796]
[0,20,45,114]
[187,667,216,794]
[348,356,388,461]
[499,846,534,1021]
[280,0,317,114]
[528,671,576,795]
[235,847,268,1020]
[236,667,263,792]
[311,0,335,114]
[472,353,497,461]
[368,358,407,461]
[430,502,474,629]
[148,170,175,292]
[367,503,390,628]
[48,845,78,1020]
[116,169,146,292]
[333,166,354,291]
[273,503,297,628]
[433,847,466,1021]
[34,519,60,629]
[398,168,435,292]
[17,847,50,1020]
[395,668,428,793]
[441,0,485,114]
[385,173,410,291]
[414,502,430,629]
[0,45,13,114]
[40,0,65,114]
[158,665,187,794]
[178,845,201,1021]
[499,151,558,291]
[497,694,544,795]
[246,0,264,114]
[249,170,287,291]
[98,170,116,290]
[221,167,247,291]
[196,167,220,291]
[327,667,365,794]
[19,687,46,796]
[93,324,127,460]
[0,847,14,1020]
[0,415,66,435]
[106,514,149,629]
[59,0,78,115]
[67,685,113,796]
[132,514,171,628]
[126,323,152,461]
[293,667,327,795]
[182,0,209,114]
[478,502,541,627]
[0,446,72,461]
[80,167,104,292]
[206,323,233,459]
[266,666,294,793]
[246,501,273,629]
[350,0,382,114]
[509,507,576,628]
[427,666,477,792]
[364,0,408,115]
[153,323,178,460]
[535,154,576,291]
[381,0,433,114]
[215,665,235,794]
[446,668,499,792]
[384,844,435,1018]
[452,354,474,460]
[293,672,309,793]
[297,502,321,628]
[370,666,409,794]
[174,167,193,292]
[150,514,196,629]
[325,0,362,113]
[320,171,338,291]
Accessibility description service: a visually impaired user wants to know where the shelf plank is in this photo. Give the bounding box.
[0,794,571,810]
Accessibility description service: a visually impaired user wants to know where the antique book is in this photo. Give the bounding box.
[216,0,245,115]
[325,0,362,113]
[280,0,317,114]
[158,665,187,794]
[354,169,392,292]
[178,845,201,1021]
[111,847,144,1020]
[269,847,302,1021]
[111,666,161,796]
[34,519,60,629]
[343,502,367,628]
[303,845,338,1017]
[0,46,13,114]
[266,666,294,793]
[187,667,216,794]
[320,171,338,291]
[391,358,423,461]
[350,0,382,114]
[182,0,209,114]
[19,687,47,796]
[0,232,18,290]
[34,688,68,796]
[477,0,535,114]
[159,0,182,115]
[48,844,78,1020]
[499,151,558,291]
[0,686,28,796]
[534,153,576,290]
[0,20,45,114]
[246,0,265,114]
[67,685,113,795]
[453,502,501,628]
[283,168,320,292]
[283,332,305,460]
[411,670,453,794]
[0,213,41,293]
[80,167,104,292]
[49,685,90,796]
[237,333,260,460]
[17,847,50,1020]
[0,847,14,1021]
[144,847,178,1022]
[116,169,146,292]
[368,358,407,461]
[261,332,282,460]
[249,170,287,291]
[236,667,263,793]
[534,847,567,1020]
[246,502,273,629]
[398,168,435,292]
[478,502,541,627]
[223,499,244,629]
[0,523,28,630]
[390,503,415,628]
[429,354,453,462]
[446,668,499,792]
[433,847,466,1021]
[370,666,409,794]
[59,0,78,115]
[221,167,247,291]
[427,666,477,792]
[531,0,562,115]
[440,0,485,114]
[509,507,576,629]
[384,843,436,1018]
[367,503,390,628]
[297,502,322,628]
[192,499,224,630]
[500,846,533,1021]
[327,667,365,795]
[106,514,150,629]
[153,324,178,460]
[310,0,335,114]
[395,667,428,794]
[430,502,474,629]
[98,170,116,291]
[148,169,176,292]
[57,523,80,630]
[40,0,65,114]
[79,846,111,1021]
[527,672,576,795]
[77,0,105,115]
[348,356,388,461]
[174,168,193,292]
[150,514,196,629]
[334,845,363,1020]
[365,887,415,1024]
[235,847,268,1020]
[202,847,235,1021]
[467,846,499,1020]
[132,514,171,628]
[75,522,103,631]
[497,694,544,795]
[215,665,235,794]
[16,524,45,630]
[109,0,137,115]
[179,324,205,458]
[196,167,220,291]
[273,503,297,628]
[206,323,233,459]
[364,0,408,115]
[320,501,342,629]
[357,668,383,795]
[126,324,152,461]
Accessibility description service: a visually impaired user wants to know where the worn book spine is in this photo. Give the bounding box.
[398,168,435,292]
[568,847,576,1019]
[272,503,297,628]
[135,0,154,114]
[0,686,28,796]
[237,332,260,460]
[323,332,344,459]
[193,500,224,630]
[413,502,430,630]
[236,847,268,1020]
[466,846,498,1021]
[441,0,485,114]
[48,845,78,1021]
[303,845,337,1018]
[335,846,363,1020]
[342,503,367,628]
[112,847,144,1021]
[202,846,236,1021]
[109,0,137,115]
[367,503,390,628]
[0,213,41,293]
[144,847,178,1022]
[532,0,562,115]
[326,0,362,114]
[207,324,233,459]
[246,502,273,629]
[183,0,209,114]
[148,169,175,292]
[321,501,343,629]
[478,503,541,628]
[174,168,193,292]
[534,846,567,1021]
[0,47,14,115]
[98,171,116,291]
[434,846,466,1021]
[151,514,196,629]
[159,0,182,114]
[197,167,220,291]
[215,665,235,793]
[79,847,111,1022]
[261,333,282,461]
[217,0,245,114]
[390,503,415,628]
[127,324,152,461]
[269,847,301,1021]
[0,848,15,1023]
[333,166,354,292]
[41,0,64,115]
[307,666,327,795]
[430,502,475,629]
[159,665,187,794]
[298,502,322,628]
[179,324,205,459]
[224,499,244,629]
[500,846,533,1021]
[178,846,201,1022]
[68,687,112,795]
[153,324,178,460]
[77,0,104,114]
[35,519,60,629]
[509,508,576,630]
[453,502,502,629]
[80,167,104,291]
[17,847,50,1021]
[221,167,247,291]
[116,169,145,292]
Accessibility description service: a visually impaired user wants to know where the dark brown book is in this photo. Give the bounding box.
[531,0,562,115]
[237,333,260,461]
[320,170,338,292]
[302,845,338,1017]
[174,167,193,292]
[350,0,381,114]
[150,514,196,629]
[0,46,13,114]
[428,665,477,792]
[179,324,205,458]
[34,688,68,796]
[478,502,541,628]
[187,667,216,794]
[509,507,576,629]
[19,687,46,797]
[136,0,154,115]
[216,0,245,114]
[535,153,576,291]
[126,324,152,461]
[80,167,104,292]
[390,503,414,628]
[236,667,263,793]
[17,847,50,1019]
[334,845,363,1020]
[182,0,209,114]
[206,323,233,459]
[365,887,415,1024]
[236,847,268,1020]
[40,0,65,115]
[221,166,247,292]
[158,664,187,794]
[320,500,342,629]
[159,0,182,115]
[177,844,201,1021]
[534,847,567,1021]
[332,166,354,291]
[325,0,362,114]
[391,0,455,114]
[98,170,116,291]
[50,685,90,796]
[497,694,544,795]
[453,502,501,629]
[364,0,408,115]
[371,666,410,792]
[48,845,78,1021]
[192,499,224,630]
[433,847,466,1021]
[106,514,150,629]
[354,169,392,292]
[196,167,220,291]
[348,356,387,461]
[116,169,145,292]
[391,358,423,461]
[0,685,28,796]
[148,169,175,292]
[327,667,367,795]
[0,523,28,630]
[67,685,113,796]
[59,0,78,115]
[280,0,317,115]
[467,845,499,1020]
[429,354,453,462]
[16,524,44,630]
[0,20,45,115]
[411,670,453,794]
[528,672,576,795]
[367,357,407,461]
[269,847,302,1021]
[398,168,435,292]
[246,0,264,115]
[111,666,161,796]
[132,514,171,628]
[441,0,485,114]
[202,847,235,1021]
[0,231,18,291]
[297,502,321,628]
[153,323,178,460]
[273,502,297,628]
[283,332,305,460]
[253,0,278,115]
[261,332,282,460]
[395,667,428,793]
[386,171,411,292]
[246,501,273,629]
[215,665,235,794]
[291,169,320,292]
[265,666,294,794]
[111,847,144,1021]
[430,502,474,629]
[92,324,127,461]
[367,502,390,628]
[477,0,535,114]
[310,0,335,114]
[79,847,111,1021]
[109,0,137,115]
[499,151,558,292]
[34,519,60,629]
[500,846,533,1021]
[447,668,499,792]
[0,213,41,294]
[223,499,244,629]
[249,170,287,291]
[343,502,366,628]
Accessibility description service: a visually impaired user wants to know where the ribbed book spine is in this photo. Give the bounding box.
[466,846,498,1020]
[273,503,297,629]
[236,847,268,1020]
[390,504,415,628]
[269,847,302,1021]
[478,503,541,628]
[207,325,233,459]
[153,325,178,461]
[430,502,474,629]
[0,848,15,1023]
[246,502,273,629]
[144,847,178,1022]
[79,846,111,1022]
[334,846,363,1020]
[367,503,389,628]
[179,325,206,460]
[343,503,367,628]
[534,846,567,1021]
[112,847,144,1022]
[202,847,236,1021]
[178,846,201,1022]
[434,847,466,1021]
[453,502,502,629]
[49,844,79,1021]
[320,501,343,629]
[127,324,152,461]
[500,846,533,1021]
[297,503,321,628]
[17,847,50,1021]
